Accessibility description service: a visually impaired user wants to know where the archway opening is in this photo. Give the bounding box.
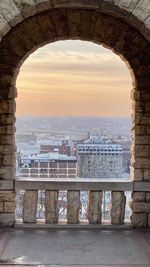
[15,40,132,222]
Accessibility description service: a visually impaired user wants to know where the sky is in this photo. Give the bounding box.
[16,40,132,116]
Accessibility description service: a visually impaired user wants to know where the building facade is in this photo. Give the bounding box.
[19,153,77,179]
[40,143,70,156]
[77,143,123,178]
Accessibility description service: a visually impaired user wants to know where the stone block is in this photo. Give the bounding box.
[67,10,81,39]
[23,190,38,223]
[88,191,102,224]
[37,12,56,41]
[131,212,147,227]
[130,167,143,181]
[134,145,150,157]
[0,0,23,27]
[132,0,150,22]
[0,190,15,202]
[50,10,69,39]
[148,214,150,228]
[94,12,124,48]
[24,15,44,45]
[0,213,15,226]
[33,0,52,12]
[135,136,150,145]
[132,202,150,213]
[67,190,80,224]
[0,135,15,145]
[12,23,34,52]
[1,154,15,166]
[0,125,15,135]
[13,0,36,18]
[144,169,150,181]
[144,102,150,113]
[0,202,3,212]
[0,85,16,99]
[0,100,15,114]
[0,180,14,189]
[0,114,16,125]
[113,0,120,4]
[130,89,140,101]
[144,16,150,32]
[146,193,150,202]
[0,166,14,180]
[80,10,96,40]
[132,192,145,202]
[45,190,58,224]
[146,126,150,135]
[133,158,150,169]
[110,191,126,224]
[118,0,139,12]
[0,85,17,99]
[134,126,146,135]
[141,89,150,101]
[0,145,16,154]
[0,13,11,37]
[4,201,15,213]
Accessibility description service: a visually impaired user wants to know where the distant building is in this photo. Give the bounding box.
[17,143,41,155]
[16,133,37,144]
[113,138,131,174]
[77,137,123,178]
[40,143,70,156]
[122,142,131,173]
[19,153,77,178]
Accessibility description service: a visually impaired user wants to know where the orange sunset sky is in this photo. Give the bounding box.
[16,40,132,116]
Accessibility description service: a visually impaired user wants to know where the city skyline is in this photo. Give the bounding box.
[16,40,132,116]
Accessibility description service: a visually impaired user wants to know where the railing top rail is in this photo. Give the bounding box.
[15,177,132,191]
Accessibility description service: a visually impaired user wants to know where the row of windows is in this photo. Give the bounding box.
[78,153,120,156]
[78,148,122,152]
[21,174,76,178]
[21,168,76,174]
[21,162,77,168]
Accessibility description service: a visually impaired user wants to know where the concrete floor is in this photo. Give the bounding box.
[0,228,150,266]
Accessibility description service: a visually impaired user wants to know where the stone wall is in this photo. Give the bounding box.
[0,0,150,226]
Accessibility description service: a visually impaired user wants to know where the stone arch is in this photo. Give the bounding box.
[0,3,150,227]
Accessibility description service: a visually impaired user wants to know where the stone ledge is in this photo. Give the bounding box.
[14,219,132,229]
[15,178,132,191]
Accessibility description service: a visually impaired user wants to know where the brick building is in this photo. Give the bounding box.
[19,153,77,178]
[40,143,70,156]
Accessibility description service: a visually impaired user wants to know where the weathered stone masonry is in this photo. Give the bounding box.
[0,0,150,227]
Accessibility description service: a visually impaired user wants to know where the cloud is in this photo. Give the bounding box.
[16,40,132,116]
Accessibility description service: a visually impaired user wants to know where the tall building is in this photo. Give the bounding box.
[77,141,123,179]
[19,153,77,178]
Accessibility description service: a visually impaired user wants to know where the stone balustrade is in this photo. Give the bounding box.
[15,178,132,226]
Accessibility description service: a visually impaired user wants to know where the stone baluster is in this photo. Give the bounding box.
[67,190,80,224]
[45,190,59,223]
[110,191,126,224]
[88,191,102,224]
[23,190,38,223]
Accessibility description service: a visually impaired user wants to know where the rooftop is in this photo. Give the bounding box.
[21,153,76,161]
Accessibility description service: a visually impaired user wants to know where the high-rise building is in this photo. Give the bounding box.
[77,140,123,179]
